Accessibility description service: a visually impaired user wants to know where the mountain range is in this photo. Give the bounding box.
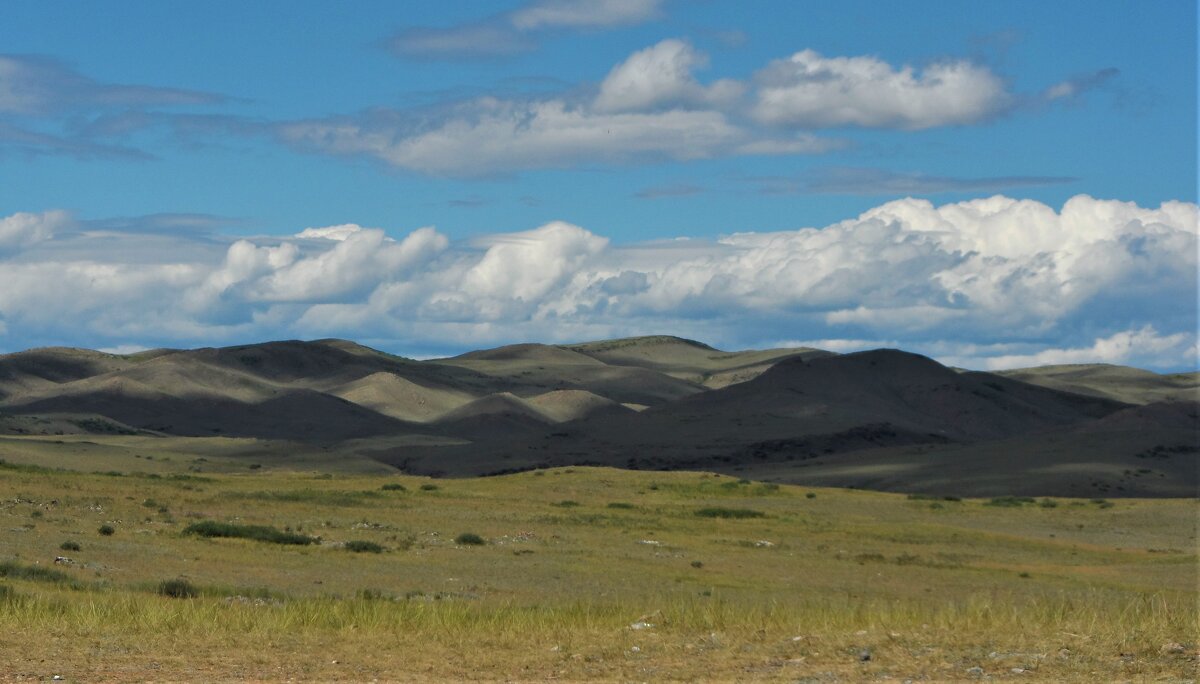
[0,336,1195,497]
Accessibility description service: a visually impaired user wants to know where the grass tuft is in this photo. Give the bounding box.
[695,506,766,519]
[183,520,317,545]
[157,578,198,599]
[455,532,485,546]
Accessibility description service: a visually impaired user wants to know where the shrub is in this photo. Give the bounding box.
[344,540,385,553]
[98,524,115,536]
[183,520,317,545]
[805,492,817,499]
[690,560,704,568]
[420,484,439,491]
[380,483,407,492]
[455,532,485,546]
[607,502,635,509]
[553,500,580,508]
[59,541,81,552]
[157,578,198,598]
[695,507,766,519]
[1038,498,1058,508]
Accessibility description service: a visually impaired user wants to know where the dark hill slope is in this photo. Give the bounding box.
[373,349,1130,478]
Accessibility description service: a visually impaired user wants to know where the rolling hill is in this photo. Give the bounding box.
[0,337,1194,496]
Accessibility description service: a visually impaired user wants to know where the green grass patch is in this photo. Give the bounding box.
[183,520,317,545]
[455,532,485,545]
[380,483,407,492]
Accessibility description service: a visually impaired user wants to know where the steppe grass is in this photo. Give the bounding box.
[0,464,1194,680]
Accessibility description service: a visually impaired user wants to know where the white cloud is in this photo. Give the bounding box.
[752,49,1010,129]
[510,0,663,30]
[0,210,71,249]
[280,97,823,176]
[968,327,1197,370]
[594,39,743,113]
[0,195,1194,369]
[295,224,369,241]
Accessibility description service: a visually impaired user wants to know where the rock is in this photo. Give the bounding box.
[629,621,654,630]
[1011,667,1026,674]
[1161,642,1186,654]
[858,649,871,662]
[966,666,984,676]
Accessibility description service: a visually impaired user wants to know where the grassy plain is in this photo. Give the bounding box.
[0,457,1195,681]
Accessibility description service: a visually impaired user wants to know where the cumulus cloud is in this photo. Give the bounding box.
[594,39,742,113]
[0,195,1194,370]
[0,210,72,250]
[281,40,839,176]
[962,327,1197,370]
[752,49,1010,129]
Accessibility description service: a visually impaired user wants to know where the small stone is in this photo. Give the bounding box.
[966,666,984,676]
[854,630,868,636]
[331,660,339,665]
[52,677,64,682]
[1161,642,1186,654]
[629,646,641,653]
[629,621,654,630]
[1011,667,1026,674]
[859,649,871,662]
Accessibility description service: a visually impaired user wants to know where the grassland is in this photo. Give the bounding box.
[0,461,1195,681]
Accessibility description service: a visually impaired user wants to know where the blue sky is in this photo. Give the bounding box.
[0,0,1196,369]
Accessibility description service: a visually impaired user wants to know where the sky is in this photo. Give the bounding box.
[0,0,1196,370]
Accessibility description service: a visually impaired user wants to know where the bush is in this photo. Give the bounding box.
[420,484,439,491]
[607,502,635,509]
[380,483,407,491]
[98,524,115,536]
[553,500,580,507]
[455,532,485,546]
[183,520,317,545]
[157,578,198,598]
[695,507,766,519]
[344,540,385,553]
[690,560,704,568]
[805,492,817,499]
[59,540,81,551]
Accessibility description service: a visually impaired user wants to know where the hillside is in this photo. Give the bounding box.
[0,337,1194,496]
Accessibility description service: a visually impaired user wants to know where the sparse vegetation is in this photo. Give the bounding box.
[695,506,766,519]
[182,520,317,545]
[97,524,115,536]
[380,483,406,491]
[0,465,1190,681]
[156,578,198,598]
[343,540,385,553]
[419,484,439,491]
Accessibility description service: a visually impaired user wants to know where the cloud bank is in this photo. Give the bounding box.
[0,195,1194,370]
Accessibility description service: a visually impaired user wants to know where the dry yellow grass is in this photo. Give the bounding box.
[0,462,1195,681]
